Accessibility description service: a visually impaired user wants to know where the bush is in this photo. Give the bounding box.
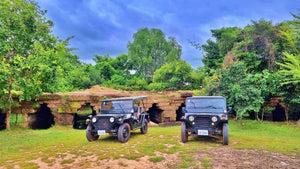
[148,82,170,91]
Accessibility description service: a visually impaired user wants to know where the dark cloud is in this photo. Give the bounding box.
[37,0,300,68]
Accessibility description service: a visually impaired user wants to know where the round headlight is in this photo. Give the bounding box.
[92,117,97,123]
[224,109,227,113]
[188,116,194,122]
[211,116,218,122]
[109,117,115,123]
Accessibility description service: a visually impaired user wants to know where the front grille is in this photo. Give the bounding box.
[194,117,210,128]
[95,117,110,129]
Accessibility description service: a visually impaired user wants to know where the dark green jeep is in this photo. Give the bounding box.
[181,96,232,145]
[86,96,149,143]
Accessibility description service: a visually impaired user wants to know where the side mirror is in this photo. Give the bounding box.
[227,107,232,113]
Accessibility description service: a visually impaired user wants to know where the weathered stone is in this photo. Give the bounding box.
[2,85,198,128]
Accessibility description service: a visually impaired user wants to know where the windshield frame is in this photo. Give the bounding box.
[100,99,134,114]
[186,97,226,110]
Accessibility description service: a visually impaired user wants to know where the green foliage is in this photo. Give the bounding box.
[128,28,182,78]
[212,27,242,57]
[201,70,220,95]
[0,0,87,129]
[151,60,193,90]
[276,51,300,118]
[197,13,300,121]
[200,27,241,73]
[220,62,275,125]
[277,52,300,85]
[0,0,58,129]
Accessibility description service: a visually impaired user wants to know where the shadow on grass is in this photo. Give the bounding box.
[188,136,223,145]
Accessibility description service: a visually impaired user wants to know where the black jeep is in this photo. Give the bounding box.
[181,96,231,145]
[86,96,149,143]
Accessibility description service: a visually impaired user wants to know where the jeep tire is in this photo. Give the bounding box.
[140,120,148,134]
[118,123,131,143]
[222,123,229,145]
[86,124,99,142]
[181,122,188,143]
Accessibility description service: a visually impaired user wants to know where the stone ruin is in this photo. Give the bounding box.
[1,86,294,130]
[0,86,193,129]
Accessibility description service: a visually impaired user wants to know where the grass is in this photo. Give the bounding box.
[0,120,299,168]
[201,157,212,168]
[149,156,165,162]
[230,120,300,156]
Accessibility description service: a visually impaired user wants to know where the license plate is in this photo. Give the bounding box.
[97,130,106,135]
[198,130,208,136]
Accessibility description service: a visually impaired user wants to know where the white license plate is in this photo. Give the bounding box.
[97,130,106,135]
[198,130,208,136]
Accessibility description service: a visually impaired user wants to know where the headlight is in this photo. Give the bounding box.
[92,117,97,123]
[188,116,194,122]
[109,117,115,123]
[224,109,227,113]
[211,116,218,122]
[126,114,131,118]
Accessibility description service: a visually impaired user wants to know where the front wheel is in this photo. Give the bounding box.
[140,120,148,134]
[222,123,229,145]
[86,124,99,142]
[181,122,188,143]
[118,123,131,143]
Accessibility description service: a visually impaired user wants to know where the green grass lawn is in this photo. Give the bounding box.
[0,120,299,168]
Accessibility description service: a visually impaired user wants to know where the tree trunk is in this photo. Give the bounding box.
[239,118,243,127]
[5,76,12,130]
[234,115,238,120]
[285,104,289,121]
[5,107,11,130]
[255,112,260,121]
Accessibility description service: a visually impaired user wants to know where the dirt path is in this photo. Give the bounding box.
[29,146,299,169]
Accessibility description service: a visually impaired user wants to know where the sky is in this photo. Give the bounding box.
[36,0,300,68]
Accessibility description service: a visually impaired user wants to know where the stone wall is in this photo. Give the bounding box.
[2,86,193,128]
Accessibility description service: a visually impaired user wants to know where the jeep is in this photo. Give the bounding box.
[86,96,149,143]
[181,96,231,145]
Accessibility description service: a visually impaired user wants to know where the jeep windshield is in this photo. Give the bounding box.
[186,98,226,110]
[101,100,133,114]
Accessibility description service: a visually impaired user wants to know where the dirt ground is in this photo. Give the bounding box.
[28,146,300,169]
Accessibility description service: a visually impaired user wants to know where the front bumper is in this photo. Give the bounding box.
[182,115,227,137]
[87,116,123,134]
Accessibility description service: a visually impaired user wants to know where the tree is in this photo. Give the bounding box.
[220,62,272,126]
[276,52,300,121]
[211,27,242,57]
[128,28,182,78]
[111,53,132,76]
[0,0,58,130]
[152,60,192,90]
[201,39,221,73]
[277,52,300,85]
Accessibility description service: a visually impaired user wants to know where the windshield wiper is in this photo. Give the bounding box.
[190,101,196,108]
[204,105,217,109]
